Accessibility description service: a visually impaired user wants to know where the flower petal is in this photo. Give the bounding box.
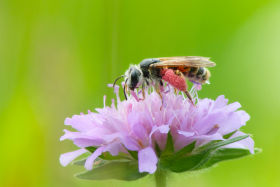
[105,142,123,156]
[85,147,105,170]
[148,124,170,146]
[149,125,170,139]
[178,130,195,137]
[73,138,103,147]
[222,131,255,153]
[64,115,95,132]
[218,110,250,134]
[60,149,87,167]
[213,95,228,109]
[138,147,158,174]
[122,136,140,151]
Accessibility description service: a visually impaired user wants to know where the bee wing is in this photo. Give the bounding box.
[152,56,216,68]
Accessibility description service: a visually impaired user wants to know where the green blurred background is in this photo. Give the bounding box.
[1,0,280,186]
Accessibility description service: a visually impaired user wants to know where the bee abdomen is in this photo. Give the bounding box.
[187,67,210,84]
[196,67,205,78]
[188,67,198,77]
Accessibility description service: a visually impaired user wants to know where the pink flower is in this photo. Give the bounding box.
[60,85,254,174]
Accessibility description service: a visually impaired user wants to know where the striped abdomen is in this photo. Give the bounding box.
[186,67,211,84]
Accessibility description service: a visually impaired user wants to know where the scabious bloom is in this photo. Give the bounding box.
[60,85,255,181]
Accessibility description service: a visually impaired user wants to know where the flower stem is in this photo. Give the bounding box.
[155,169,167,187]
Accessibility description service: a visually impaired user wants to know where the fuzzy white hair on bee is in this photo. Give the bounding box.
[124,64,144,90]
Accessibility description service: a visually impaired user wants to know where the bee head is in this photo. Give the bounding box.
[126,65,143,90]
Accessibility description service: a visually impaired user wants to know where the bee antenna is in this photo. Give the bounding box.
[123,79,128,100]
[113,75,125,88]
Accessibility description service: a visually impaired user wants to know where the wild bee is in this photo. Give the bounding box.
[113,56,216,104]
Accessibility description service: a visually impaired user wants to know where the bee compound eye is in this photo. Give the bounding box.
[129,68,141,89]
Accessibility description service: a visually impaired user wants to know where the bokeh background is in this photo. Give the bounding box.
[1,0,280,186]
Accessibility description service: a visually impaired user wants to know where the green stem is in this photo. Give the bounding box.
[155,169,167,187]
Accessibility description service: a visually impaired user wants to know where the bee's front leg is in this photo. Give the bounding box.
[155,82,163,100]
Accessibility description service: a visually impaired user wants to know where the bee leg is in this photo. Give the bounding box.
[184,90,194,105]
[175,69,181,75]
[177,71,194,105]
[174,88,178,95]
[155,83,163,109]
[123,78,130,100]
[126,85,130,95]
[156,87,162,99]
[155,83,163,100]
[142,83,146,100]
[159,80,164,92]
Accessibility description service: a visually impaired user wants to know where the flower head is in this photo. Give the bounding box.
[60,85,255,177]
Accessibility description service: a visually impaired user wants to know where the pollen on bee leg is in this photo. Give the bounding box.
[161,69,187,91]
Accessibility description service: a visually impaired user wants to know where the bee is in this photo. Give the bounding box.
[113,56,216,104]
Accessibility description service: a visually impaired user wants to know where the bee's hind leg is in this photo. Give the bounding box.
[177,71,195,105]
[184,90,194,105]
